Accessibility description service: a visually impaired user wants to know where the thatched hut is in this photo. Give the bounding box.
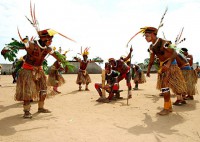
[66,61,102,74]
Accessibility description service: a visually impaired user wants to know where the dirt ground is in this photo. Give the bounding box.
[0,74,200,142]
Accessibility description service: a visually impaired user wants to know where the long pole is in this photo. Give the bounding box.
[127,45,132,105]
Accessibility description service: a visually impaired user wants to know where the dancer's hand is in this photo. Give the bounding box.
[103,85,110,90]
[146,71,150,77]
[161,64,169,73]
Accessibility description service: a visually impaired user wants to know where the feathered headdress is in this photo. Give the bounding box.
[126,7,168,47]
[21,1,76,42]
[78,47,90,56]
[82,47,90,56]
[168,27,186,52]
[174,27,186,46]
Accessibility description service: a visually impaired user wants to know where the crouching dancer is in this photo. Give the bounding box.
[95,63,120,103]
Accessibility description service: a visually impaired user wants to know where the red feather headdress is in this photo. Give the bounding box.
[19,1,76,43]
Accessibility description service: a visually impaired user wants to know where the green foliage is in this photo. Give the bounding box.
[144,58,149,68]
[14,60,23,73]
[42,59,49,74]
[144,58,159,70]
[2,38,25,62]
[3,50,17,62]
[54,51,75,72]
[92,56,104,64]
[7,38,25,48]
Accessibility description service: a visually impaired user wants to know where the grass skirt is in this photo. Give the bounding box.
[15,69,51,101]
[76,71,91,84]
[47,66,65,87]
[133,71,146,84]
[182,70,198,96]
[157,64,187,94]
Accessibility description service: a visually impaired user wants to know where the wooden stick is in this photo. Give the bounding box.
[127,45,132,105]
[101,69,106,98]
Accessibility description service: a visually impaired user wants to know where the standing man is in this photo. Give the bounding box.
[143,27,187,115]
[181,48,193,67]
[74,47,93,91]
[1,2,76,118]
[14,29,74,118]
[47,60,65,94]
[131,64,146,90]
[47,50,69,94]
[180,48,198,100]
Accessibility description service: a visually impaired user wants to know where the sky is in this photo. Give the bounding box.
[0,0,200,66]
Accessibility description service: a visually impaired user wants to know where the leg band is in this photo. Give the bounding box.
[161,87,170,93]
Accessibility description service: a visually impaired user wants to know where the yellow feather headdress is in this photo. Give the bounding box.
[82,47,90,56]
[126,7,168,47]
[78,47,90,56]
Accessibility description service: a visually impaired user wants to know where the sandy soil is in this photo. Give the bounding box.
[0,74,200,142]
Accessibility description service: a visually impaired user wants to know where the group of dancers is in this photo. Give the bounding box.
[0,2,199,118]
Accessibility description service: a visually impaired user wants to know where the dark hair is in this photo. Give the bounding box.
[181,48,188,52]
[144,27,158,35]
[105,62,111,69]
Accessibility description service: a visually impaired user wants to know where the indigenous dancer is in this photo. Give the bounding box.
[1,3,76,119]
[172,53,191,104]
[145,27,187,115]
[95,62,120,103]
[129,27,187,115]
[16,30,74,118]
[131,64,146,90]
[181,48,193,67]
[180,48,198,100]
[47,50,69,94]
[74,47,92,91]
[47,60,65,94]
[108,47,133,99]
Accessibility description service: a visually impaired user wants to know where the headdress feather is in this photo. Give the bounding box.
[17,27,23,42]
[175,27,185,45]
[25,1,76,43]
[126,7,168,47]
[162,31,166,39]
[81,47,90,56]
[27,1,39,33]
[126,30,144,47]
[157,7,168,32]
